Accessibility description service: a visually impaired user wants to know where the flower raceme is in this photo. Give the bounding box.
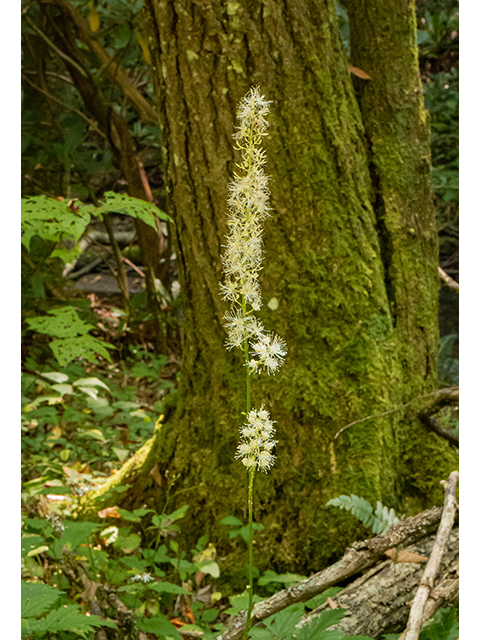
[236,407,277,472]
[219,86,287,472]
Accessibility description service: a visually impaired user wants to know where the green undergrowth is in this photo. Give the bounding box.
[21,494,459,639]
[22,347,177,504]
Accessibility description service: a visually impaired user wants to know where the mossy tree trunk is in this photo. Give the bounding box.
[81,0,457,575]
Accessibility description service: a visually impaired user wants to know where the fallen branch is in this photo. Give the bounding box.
[400,471,459,640]
[219,506,448,640]
[298,528,458,638]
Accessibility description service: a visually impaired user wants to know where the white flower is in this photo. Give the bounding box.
[250,333,287,374]
[236,406,277,472]
[130,573,154,583]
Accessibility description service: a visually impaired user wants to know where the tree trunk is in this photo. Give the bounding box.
[79,0,457,576]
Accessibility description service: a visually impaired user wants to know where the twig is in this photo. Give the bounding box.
[334,388,457,440]
[400,471,459,640]
[66,253,110,279]
[21,72,105,136]
[23,14,89,78]
[123,257,145,278]
[418,413,459,448]
[438,267,459,294]
[218,506,448,640]
[49,0,159,124]
[420,561,459,623]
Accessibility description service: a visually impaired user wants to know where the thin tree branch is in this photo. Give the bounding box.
[23,14,88,78]
[334,388,458,440]
[21,72,106,136]
[438,267,459,294]
[400,471,459,640]
[47,0,159,124]
[418,413,459,448]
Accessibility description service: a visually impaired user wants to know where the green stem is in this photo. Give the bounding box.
[243,467,255,640]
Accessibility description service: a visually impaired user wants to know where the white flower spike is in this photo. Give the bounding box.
[219,86,287,474]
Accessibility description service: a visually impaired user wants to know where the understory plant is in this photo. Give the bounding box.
[219,87,287,639]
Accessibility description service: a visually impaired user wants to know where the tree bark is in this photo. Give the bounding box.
[78,0,457,574]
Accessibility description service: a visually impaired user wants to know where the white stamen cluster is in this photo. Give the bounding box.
[220,87,287,377]
[236,406,277,472]
[130,573,154,583]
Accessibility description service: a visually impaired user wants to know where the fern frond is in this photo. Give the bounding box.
[326,494,399,534]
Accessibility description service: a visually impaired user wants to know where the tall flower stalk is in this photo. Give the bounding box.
[220,87,286,639]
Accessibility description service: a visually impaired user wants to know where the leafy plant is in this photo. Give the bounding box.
[326,495,400,534]
[25,305,116,366]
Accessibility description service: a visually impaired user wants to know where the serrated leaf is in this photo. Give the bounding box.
[98,191,172,227]
[265,603,304,638]
[293,609,346,640]
[26,603,116,634]
[26,307,94,339]
[50,335,116,366]
[21,196,91,252]
[21,582,62,618]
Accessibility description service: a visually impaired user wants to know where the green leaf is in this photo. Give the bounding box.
[136,614,183,639]
[22,535,46,558]
[21,581,62,618]
[98,191,172,226]
[50,335,116,366]
[60,521,101,551]
[148,581,189,594]
[21,196,91,252]
[73,377,111,392]
[220,515,244,526]
[259,570,306,586]
[113,23,133,48]
[26,307,94,339]
[167,504,189,522]
[116,508,142,522]
[41,372,69,384]
[264,603,304,639]
[293,609,346,640]
[25,603,116,635]
[115,533,141,553]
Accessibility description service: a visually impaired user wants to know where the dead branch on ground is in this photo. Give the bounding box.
[218,505,451,640]
[400,471,459,640]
